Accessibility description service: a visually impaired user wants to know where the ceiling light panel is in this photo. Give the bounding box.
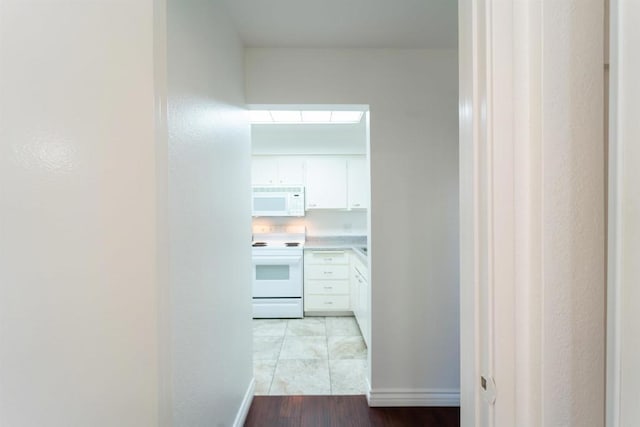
[249,109,365,124]
[301,111,332,122]
[331,111,363,123]
[249,110,273,123]
[269,110,302,123]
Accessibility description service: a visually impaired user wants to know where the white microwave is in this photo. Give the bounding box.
[252,186,305,217]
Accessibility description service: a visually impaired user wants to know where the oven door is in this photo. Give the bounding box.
[252,254,302,298]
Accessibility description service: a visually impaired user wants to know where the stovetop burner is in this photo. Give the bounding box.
[252,226,306,250]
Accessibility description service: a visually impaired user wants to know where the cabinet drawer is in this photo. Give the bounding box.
[304,250,348,265]
[305,294,350,311]
[306,264,349,280]
[305,280,349,295]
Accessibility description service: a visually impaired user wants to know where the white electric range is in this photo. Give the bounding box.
[251,226,305,318]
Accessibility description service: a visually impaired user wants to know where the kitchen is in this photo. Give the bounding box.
[249,107,370,395]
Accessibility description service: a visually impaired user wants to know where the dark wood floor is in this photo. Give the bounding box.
[244,395,460,427]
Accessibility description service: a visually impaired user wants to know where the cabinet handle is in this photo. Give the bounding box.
[326,258,333,261]
[353,203,361,207]
[324,286,333,290]
[309,203,317,207]
[324,301,333,305]
[323,271,333,275]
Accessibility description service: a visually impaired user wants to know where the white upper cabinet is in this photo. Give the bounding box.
[252,155,368,210]
[252,157,305,186]
[347,156,368,209]
[305,158,348,209]
[252,157,278,185]
[276,157,306,185]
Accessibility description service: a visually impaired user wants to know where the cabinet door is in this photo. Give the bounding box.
[305,158,348,209]
[358,274,369,346]
[252,157,278,185]
[347,157,368,209]
[350,257,359,315]
[277,157,305,185]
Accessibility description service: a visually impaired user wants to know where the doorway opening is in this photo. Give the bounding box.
[249,104,372,396]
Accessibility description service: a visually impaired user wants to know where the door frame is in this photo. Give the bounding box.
[606,0,640,424]
[459,1,606,426]
[459,0,519,424]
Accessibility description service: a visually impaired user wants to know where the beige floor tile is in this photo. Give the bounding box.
[286,317,326,336]
[270,359,330,395]
[330,359,368,395]
[253,316,367,396]
[328,336,367,360]
[253,319,287,336]
[326,316,361,336]
[253,359,276,395]
[280,336,328,360]
[253,336,284,360]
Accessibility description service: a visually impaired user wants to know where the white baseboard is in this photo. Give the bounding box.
[232,378,255,427]
[367,388,460,407]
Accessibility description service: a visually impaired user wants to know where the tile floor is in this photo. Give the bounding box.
[253,316,368,395]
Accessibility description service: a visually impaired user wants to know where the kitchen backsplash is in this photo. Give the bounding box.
[252,210,367,236]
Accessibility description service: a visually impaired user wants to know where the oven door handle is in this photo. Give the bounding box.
[252,256,302,265]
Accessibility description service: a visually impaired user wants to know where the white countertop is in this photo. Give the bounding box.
[304,235,368,263]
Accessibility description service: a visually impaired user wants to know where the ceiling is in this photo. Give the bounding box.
[222,0,458,49]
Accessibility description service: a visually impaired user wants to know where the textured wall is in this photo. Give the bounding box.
[541,1,605,425]
[166,0,253,425]
[0,1,159,425]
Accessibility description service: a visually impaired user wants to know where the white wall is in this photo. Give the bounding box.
[0,1,159,426]
[166,0,253,425]
[541,2,605,425]
[608,0,640,425]
[246,48,460,402]
[252,122,367,155]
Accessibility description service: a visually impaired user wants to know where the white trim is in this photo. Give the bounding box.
[606,1,621,425]
[368,388,460,407]
[607,0,640,425]
[232,378,255,427]
[364,376,372,404]
[460,0,519,425]
[458,0,481,425]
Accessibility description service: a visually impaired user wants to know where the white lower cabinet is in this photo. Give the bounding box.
[350,252,369,347]
[304,250,350,313]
